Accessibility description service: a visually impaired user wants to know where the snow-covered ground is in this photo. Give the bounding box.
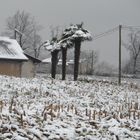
[0,75,140,140]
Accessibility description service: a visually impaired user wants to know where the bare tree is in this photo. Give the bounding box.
[50,25,62,40]
[80,50,98,74]
[95,61,114,76]
[122,59,133,74]
[30,28,42,58]
[3,10,43,57]
[124,30,140,75]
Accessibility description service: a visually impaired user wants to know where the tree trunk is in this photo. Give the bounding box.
[51,50,59,79]
[62,47,67,80]
[133,57,137,75]
[19,35,22,48]
[74,39,81,81]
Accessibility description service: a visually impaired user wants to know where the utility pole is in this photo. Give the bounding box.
[118,25,122,85]
[91,50,94,75]
[19,34,22,48]
[14,29,23,47]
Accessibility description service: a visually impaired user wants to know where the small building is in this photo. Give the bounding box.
[37,57,52,73]
[67,59,89,74]
[42,57,51,64]
[40,58,68,74]
[0,37,28,77]
[0,37,41,77]
[21,53,41,78]
[40,58,89,74]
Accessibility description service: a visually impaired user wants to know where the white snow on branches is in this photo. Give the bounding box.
[44,24,92,52]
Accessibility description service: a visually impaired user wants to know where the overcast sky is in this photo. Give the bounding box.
[0,0,140,66]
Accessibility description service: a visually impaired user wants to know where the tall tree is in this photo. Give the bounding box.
[51,50,59,79]
[45,23,92,80]
[3,10,42,58]
[61,46,67,80]
[44,27,62,79]
[60,30,74,80]
[61,41,73,80]
[44,38,61,79]
[62,23,92,80]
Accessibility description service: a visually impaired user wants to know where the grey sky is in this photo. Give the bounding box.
[0,0,140,66]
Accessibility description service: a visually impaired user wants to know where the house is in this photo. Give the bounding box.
[42,57,51,64]
[21,53,41,78]
[67,59,90,74]
[0,37,28,77]
[0,37,41,77]
[36,57,52,73]
[40,58,68,74]
[39,57,90,74]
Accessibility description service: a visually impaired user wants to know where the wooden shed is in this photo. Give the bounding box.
[0,37,28,77]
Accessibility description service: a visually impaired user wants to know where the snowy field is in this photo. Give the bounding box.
[0,75,140,140]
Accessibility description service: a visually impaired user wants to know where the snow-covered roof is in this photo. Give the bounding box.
[24,53,41,63]
[57,59,62,65]
[57,59,69,65]
[42,58,69,65]
[0,37,28,60]
[67,59,74,65]
[42,57,51,63]
[67,59,85,65]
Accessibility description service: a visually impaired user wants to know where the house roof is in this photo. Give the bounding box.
[0,37,28,61]
[24,53,41,63]
[67,59,85,65]
[67,60,74,65]
[42,57,51,63]
[42,58,69,65]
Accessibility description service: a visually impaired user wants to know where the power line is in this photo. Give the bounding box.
[122,25,140,30]
[93,26,119,41]
[92,25,140,41]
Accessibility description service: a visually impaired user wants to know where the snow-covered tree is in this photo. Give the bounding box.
[62,23,92,80]
[44,23,92,80]
[61,41,73,80]
[44,37,61,79]
[44,36,73,79]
